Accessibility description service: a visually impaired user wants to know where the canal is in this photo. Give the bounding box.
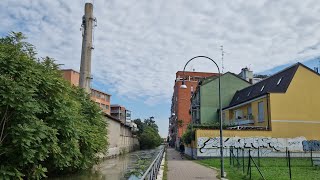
[50,146,163,180]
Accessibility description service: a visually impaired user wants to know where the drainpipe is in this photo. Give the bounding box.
[267,93,271,130]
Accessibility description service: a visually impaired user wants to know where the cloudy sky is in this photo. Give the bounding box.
[1,0,320,137]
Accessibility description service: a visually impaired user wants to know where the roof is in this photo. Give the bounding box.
[225,63,302,109]
[201,72,249,86]
[91,88,111,96]
[61,69,80,73]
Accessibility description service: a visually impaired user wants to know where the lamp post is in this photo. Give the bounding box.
[180,55,225,178]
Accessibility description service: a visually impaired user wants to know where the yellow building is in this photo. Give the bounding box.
[222,63,320,139]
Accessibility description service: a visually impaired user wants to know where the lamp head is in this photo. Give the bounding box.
[180,80,187,89]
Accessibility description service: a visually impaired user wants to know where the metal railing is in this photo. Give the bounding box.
[140,146,165,180]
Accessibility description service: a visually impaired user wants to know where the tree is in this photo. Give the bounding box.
[0,32,108,179]
[133,117,162,149]
[139,126,162,149]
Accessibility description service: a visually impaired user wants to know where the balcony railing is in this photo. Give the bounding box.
[230,119,254,126]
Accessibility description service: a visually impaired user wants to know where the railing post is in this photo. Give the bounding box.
[242,148,245,174]
[311,148,313,166]
[258,147,260,167]
[288,150,292,180]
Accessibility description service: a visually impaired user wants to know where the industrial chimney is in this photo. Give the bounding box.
[79,3,96,93]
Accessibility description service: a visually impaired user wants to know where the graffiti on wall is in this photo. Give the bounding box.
[197,136,307,157]
[302,140,320,151]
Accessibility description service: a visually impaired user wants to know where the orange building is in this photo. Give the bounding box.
[169,71,218,147]
[61,69,111,115]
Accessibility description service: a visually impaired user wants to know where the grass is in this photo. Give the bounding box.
[197,157,320,180]
[162,151,168,180]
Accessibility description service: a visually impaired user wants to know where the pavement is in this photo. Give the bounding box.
[167,148,219,180]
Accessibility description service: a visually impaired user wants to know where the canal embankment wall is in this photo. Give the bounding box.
[104,114,139,158]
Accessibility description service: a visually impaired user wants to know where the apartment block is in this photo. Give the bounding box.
[168,71,218,147]
[61,69,111,115]
[110,104,130,124]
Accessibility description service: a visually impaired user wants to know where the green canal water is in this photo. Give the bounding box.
[49,146,163,180]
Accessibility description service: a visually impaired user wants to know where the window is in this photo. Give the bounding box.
[258,101,264,122]
[277,77,283,85]
[105,96,110,101]
[260,85,265,91]
[235,110,243,119]
[105,105,109,110]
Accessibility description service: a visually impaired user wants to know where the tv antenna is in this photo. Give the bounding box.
[220,45,226,73]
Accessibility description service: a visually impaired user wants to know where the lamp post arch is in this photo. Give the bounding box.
[180,55,225,178]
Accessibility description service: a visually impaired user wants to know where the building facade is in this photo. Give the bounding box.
[111,104,128,124]
[168,71,218,147]
[223,63,320,137]
[61,69,111,115]
[191,72,250,124]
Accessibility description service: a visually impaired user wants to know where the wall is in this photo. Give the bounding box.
[105,116,139,158]
[195,129,320,158]
[61,69,80,86]
[270,66,320,140]
[200,73,250,124]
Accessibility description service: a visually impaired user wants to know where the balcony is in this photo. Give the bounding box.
[229,118,254,126]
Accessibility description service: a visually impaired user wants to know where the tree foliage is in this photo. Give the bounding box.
[133,118,162,150]
[0,32,108,179]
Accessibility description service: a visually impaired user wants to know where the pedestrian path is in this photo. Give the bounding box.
[167,148,218,180]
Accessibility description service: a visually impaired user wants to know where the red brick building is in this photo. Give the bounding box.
[169,71,218,147]
[61,69,111,115]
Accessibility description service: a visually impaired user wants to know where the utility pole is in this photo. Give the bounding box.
[79,3,96,93]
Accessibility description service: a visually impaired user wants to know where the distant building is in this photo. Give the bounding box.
[191,72,250,124]
[110,104,130,124]
[238,67,264,84]
[168,71,218,147]
[61,69,111,115]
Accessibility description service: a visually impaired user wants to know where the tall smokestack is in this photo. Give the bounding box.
[79,3,95,93]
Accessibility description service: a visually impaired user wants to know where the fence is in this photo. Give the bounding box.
[140,146,165,180]
[229,147,320,180]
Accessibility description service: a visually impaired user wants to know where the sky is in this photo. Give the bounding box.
[1,0,320,137]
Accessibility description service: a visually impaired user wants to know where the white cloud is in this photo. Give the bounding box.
[1,0,320,105]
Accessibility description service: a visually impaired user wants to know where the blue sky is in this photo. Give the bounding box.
[1,0,320,137]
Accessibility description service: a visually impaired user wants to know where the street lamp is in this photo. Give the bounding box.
[180,55,225,178]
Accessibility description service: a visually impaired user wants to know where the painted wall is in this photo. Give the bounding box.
[105,116,139,158]
[200,73,250,124]
[269,66,320,140]
[195,130,320,158]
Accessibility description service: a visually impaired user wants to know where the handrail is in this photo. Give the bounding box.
[140,146,165,180]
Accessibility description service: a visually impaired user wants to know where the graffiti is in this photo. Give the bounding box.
[302,140,320,151]
[197,136,306,157]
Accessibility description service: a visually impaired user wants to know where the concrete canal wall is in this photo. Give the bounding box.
[104,115,139,158]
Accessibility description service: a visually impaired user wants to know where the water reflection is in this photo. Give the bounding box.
[50,146,162,180]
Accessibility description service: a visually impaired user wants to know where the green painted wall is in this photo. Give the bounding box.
[200,73,250,124]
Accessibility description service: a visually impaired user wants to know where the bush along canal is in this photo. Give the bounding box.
[49,145,164,180]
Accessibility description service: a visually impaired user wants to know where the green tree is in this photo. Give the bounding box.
[133,118,162,149]
[139,126,162,149]
[0,32,108,179]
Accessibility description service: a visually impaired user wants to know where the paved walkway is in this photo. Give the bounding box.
[167,148,218,180]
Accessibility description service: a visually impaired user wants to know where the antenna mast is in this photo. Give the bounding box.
[220,45,225,73]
